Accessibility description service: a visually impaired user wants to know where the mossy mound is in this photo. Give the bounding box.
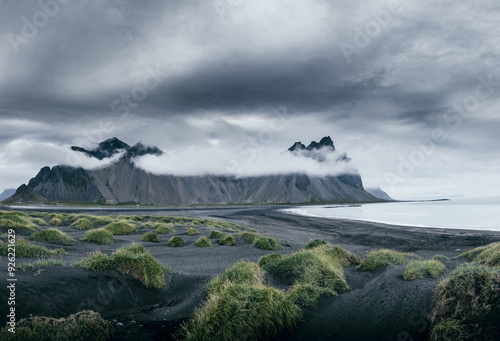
[102,221,138,235]
[81,229,115,245]
[168,236,185,247]
[141,231,160,242]
[357,249,418,271]
[195,236,212,247]
[29,228,75,245]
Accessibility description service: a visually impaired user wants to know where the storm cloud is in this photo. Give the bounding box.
[1,0,500,199]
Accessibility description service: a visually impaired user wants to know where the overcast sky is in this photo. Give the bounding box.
[1,0,500,200]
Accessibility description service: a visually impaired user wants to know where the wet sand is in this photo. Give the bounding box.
[1,205,499,340]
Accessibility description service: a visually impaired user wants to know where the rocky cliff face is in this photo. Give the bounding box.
[20,137,377,205]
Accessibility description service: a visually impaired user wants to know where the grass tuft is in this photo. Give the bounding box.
[75,244,170,289]
[209,230,224,239]
[17,259,64,272]
[253,237,283,251]
[31,217,48,226]
[260,245,352,308]
[195,236,212,247]
[141,231,160,243]
[186,227,200,235]
[180,261,301,340]
[102,221,138,235]
[460,242,500,267]
[0,310,113,341]
[0,237,65,258]
[404,260,446,281]
[49,217,63,226]
[71,218,94,230]
[219,235,236,246]
[0,211,37,231]
[154,223,176,234]
[357,249,419,271]
[29,228,75,245]
[304,239,328,249]
[168,236,185,247]
[429,263,500,341]
[81,228,115,245]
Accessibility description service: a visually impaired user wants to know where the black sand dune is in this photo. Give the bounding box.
[1,205,499,340]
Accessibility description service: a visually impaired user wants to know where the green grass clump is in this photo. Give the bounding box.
[241,232,261,244]
[219,235,236,246]
[29,228,75,245]
[304,239,328,249]
[31,217,48,226]
[0,211,37,231]
[404,260,446,281]
[141,231,160,242]
[432,255,449,261]
[253,237,283,251]
[102,221,138,235]
[154,223,176,234]
[260,245,353,307]
[429,264,500,341]
[81,229,115,245]
[180,262,301,340]
[75,244,170,289]
[168,236,185,247]
[209,230,224,239]
[187,227,200,235]
[460,242,500,267]
[357,249,419,271]
[17,259,64,272]
[0,310,113,341]
[206,262,264,295]
[0,238,64,258]
[49,217,63,226]
[195,236,212,247]
[71,218,94,230]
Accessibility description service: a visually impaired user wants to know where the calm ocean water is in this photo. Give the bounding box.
[281,197,500,231]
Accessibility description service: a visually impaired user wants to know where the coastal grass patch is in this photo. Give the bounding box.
[75,244,170,289]
[304,239,328,249]
[102,221,138,235]
[0,237,65,258]
[195,236,212,247]
[29,228,76,245]
[0,211,38,231]
[81,229,115,245]
[432,255,449,261]
[218,235,236,246]
[141,231,160,242]
[209,230,224,239]
[259,245,353,308]
[253,236,283,251]
[31,217,48,226]
[179,261,301,340]
[17,259,64,272]
[403,260,445,281]
[357,249,419,272]
[168,236,185,247]
[49,217,63,226]
[153,223,176,234]
[429,263,500,341]
[460,242,500,267]
[186,227,200,236]
[71,218,94,230]
[0,310,113,341]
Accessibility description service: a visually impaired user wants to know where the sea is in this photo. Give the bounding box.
[281,197,500,232]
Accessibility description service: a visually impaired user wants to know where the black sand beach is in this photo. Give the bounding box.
[1,205,499,340]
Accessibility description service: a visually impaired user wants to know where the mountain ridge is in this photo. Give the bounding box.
[11,137,380,205]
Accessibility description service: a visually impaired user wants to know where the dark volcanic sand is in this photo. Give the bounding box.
[1,205,499,340]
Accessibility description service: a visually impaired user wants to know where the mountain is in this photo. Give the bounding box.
[0,189,16,202]
[17,137,377,205]
[1,184,48,204]
[365,187,393,201]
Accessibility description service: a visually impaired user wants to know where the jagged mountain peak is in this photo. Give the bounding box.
[71,138,163,160]
[288,136,336,153]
